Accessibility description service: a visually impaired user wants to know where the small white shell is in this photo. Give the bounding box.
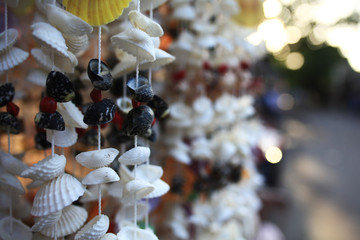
[26,68,47,87]
[190,137,213,160]
[32,210,62,232]
[192,21,217,35]
[0,216,32,240]
[75,214,109,240]
[145,179,170,199]
[57,101,88,129]
[128,10,164,37]
[193,96,212,114]
[31,48,77,73]
[0,29,18,53]
[116,201,148,222]
[117,226,159,240]
[21,154,66,182]
[0,47,29,72]
[118,146,151,165]
[169,147,191,165]
[139,0,167,11]
[46,127,78,148]
[31,173,86,216]
[197,34,218,49]
[0,172,24,194]
[82,167,120,185]
[119,165,134,183]
[76,148,119,169]
[172,4,196,21]
[46,4,93,36]
[31,22,68,57]
[0,150,29,176]
[116,97,133,114]
[80,184,108,203]
[111,57,136,78]
[111,27,155,61]
[100,233,118,240]
[124,179,154,201]
[170,102,192,120]
[139,48,175,70]
[64,33,90,56]
[135,164,163,183]
[40,205,88,238]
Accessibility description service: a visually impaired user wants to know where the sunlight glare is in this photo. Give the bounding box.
[263,0,283,18]
[258,19,287,52]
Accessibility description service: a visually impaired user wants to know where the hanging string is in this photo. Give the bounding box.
[9,188,13,236]
[7,127,10,153]
[98,27,102,74]
[5,2,8,84]
[51,131,55,157]
[137,0,140,12]
[97,125,101,150]
[98,184,102,215]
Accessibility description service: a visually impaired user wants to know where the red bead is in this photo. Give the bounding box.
[90,88,102,102]
[132,99,143,108]
[113,112,124,129]
[151,117,156,127]
[203,61,211,70]
[36,126,46,133]
[172,70,187,82]
[240,60,250,71]
[40,96,57,113]
[6,102,20,117]
[217,64,228,75]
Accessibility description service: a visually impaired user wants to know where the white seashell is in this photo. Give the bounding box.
[40,205,88,238]
[139,0,167,11]
[123,179,154,202]
[31,48,77,73]
[116,201,148,222]
[26,68,47,87]
[170,102,192,120]
[111,27,155,61]
[117,226,159,240]
[32,232,53,240]
[21,154,66,182]
[0,216,32,240]
[135,164,163,183]
[169,147,190,165]
[31,173,86,216]
[27,179,45,189]
[145,179,170,199]
[190,137,213,160]
[80,184,108,203]
[172,4,196,21]
[0,150,29,176]
[75,214,109,240]
[64,33,90,56]
[82,167,120,185]
[46,127,78,148]
[100,233,118,240]
[139,48,175,70]
[128,10,164,37]
[0,47,29,72]
[0,29,18,54]
[216,141,237,162]
[151,37,160,48]
[111,58,136,78]
[119,165,134,183]
[32,210,62,232]
[197,34,218,49]
[193,96,212,114]
[0,172,24,194]
[192,21,217,35]
[35,0,57,15]
[76,148,119,169]
[169,31,194,53]
[2,0,19,8]
[57,101,88,129]
[118,146,150,165]
[31,22,68,57]
[116,97,133,114]
[46,4,93,36]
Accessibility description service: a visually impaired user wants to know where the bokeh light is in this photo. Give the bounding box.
[265,146,283,164]
[285,52,304,70]
[277,93,295,111]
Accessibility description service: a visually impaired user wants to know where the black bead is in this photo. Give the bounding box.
[34,111,65,131]
[83,98,116,125]
[0,83,15,107]
[0,112,20,134]
[122,105,154,137]
[147,95,169,119]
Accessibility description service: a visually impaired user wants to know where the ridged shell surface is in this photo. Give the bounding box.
[76,148,119,169]
[0,29,18,53]
[75,214,109,240]
[0,47,29,71]
[46,127,77,148]
[57,102,88,129]
[40,205,88,238]
[117,226,159,240]
[111,27,155,61]
[0,172,24,194]
[31,173,86,216]
[145,179,170,199]
[139,48,175,70]
[64,33,90,56]
[118,146,150,165]
[0,217,32,240]
[21,154,66,182]
[82,167,120,185]
[135,164,163,182]
[100,233,118,240]
[128,10,164,37]
[0,150,29,176]
[125,179,154,201]
[32,210,62,232]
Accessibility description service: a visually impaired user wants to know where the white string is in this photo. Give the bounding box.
[5,3,8,84]
[150,0,153,19]
[51,131,55,157]
[98,184,102,215]
[9,188,13,237]
[148,69,152,86]
[7,127,10,153]
[97,125,101,150]
[137,0,140,12]
[123,75,127,98]
[98,27,102,74]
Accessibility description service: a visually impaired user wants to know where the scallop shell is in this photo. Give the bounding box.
[0,29,18,54]
[111,57,136,78]
[21,154,66,182]
[31,48,77,73]
[122,105,154,137]
[135,164,163,183]
[82,167,120,185]
[117,226,158,240]
[26,69,47,87]
[116,97,133,114]
[100,233,118,240]
[83,98,116,126]
[111,27,155,61]
[57,101,87,129]
[31,173,86,216]
[0,47,29,71]
[34,111,65,131]
[87,59,113,90]
[46,3,93,36]
[139,48,175,70]
[172,4,196,21]
[31,22,68,57]
[0,150,29,176]
[128,10,164,37]
[35,0,57,15]
[75,214,109,240]
[139,0,168,11]
[40,205,88,238]
[0,172,24,194]
[145,179,170,198]
[76,148,119,169]
[0,217,32,240]
[124,179,154,201]
[63,0,132,26]
[46,126,78,148]
[32,211,62,232]
[118,146,150,165]
[46,71,75,102]
[64,33,90,56]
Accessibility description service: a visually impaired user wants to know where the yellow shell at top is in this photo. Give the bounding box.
[62,0,132,26]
